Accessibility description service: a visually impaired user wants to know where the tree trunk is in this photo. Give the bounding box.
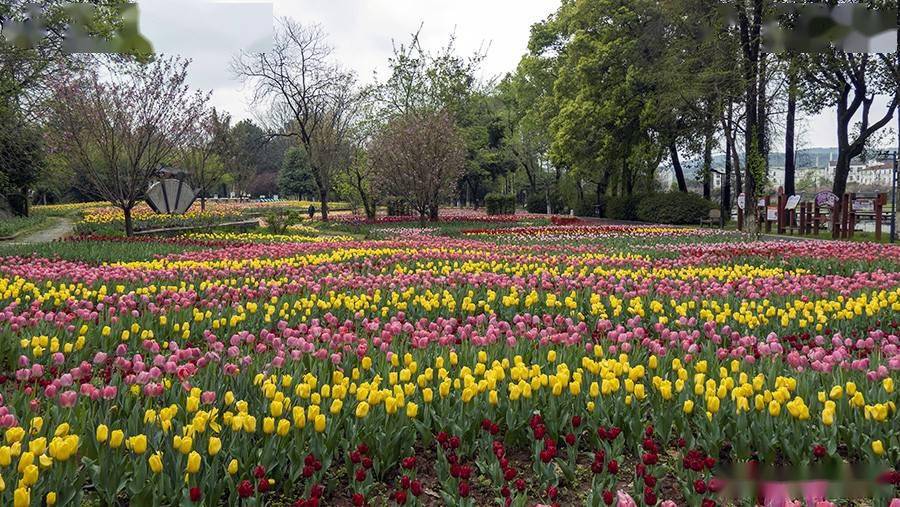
[738,0,763,235]
[784,58,797,196]
[668,142,688,192]
[319,187,329,221]
[623,156,634,196]
[428,204,439,221]
[722,112,733,227]
[702,128,713,200]
[123,206,134,237]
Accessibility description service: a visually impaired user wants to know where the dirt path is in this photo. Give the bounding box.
[13,217,75,244]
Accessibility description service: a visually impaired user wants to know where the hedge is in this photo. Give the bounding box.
[636,192,716,225]
[485,193,516,215]
[605,194,645,221]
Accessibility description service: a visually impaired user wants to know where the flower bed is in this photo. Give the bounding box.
[0,228,897,505]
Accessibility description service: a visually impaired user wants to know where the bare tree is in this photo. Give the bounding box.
[47,56,208,235]
[804,52,898,235]
[180,107,231,210]
[233,19,358,220]
[369,110,466,223]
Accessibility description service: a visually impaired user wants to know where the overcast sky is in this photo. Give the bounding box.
[136,0,897,151]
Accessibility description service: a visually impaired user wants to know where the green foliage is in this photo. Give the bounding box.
[0,240,200,263]
[484,193,516,215]
[264,209,304,235]
[636,192,715,224]
[0,215,46,238]
[278,147,316,200]
[526,194,548,214]
[605,194,646,221]
[0,104,45,216]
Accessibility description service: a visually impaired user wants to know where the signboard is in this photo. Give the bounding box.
[766,206,778,221]
[851,198,874,213]
[757,198,766,207]
[814,191,839,208]
[146,179,196,214]
[785,195,801,210]
[737,193,746,211]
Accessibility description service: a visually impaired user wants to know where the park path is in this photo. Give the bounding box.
[13,216,74,244]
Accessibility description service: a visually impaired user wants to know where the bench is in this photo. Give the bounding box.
[700,208,721,228]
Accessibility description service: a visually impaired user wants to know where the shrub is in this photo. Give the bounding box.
[386,198,410,217]
[636,192,715,225]
[526,189,565,214]
[526,194,547,214]
[484,193,516,215]
[265,209,303,234]
[573,197,599,217]
[605,194,646,221]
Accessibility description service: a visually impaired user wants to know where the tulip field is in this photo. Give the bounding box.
[1,221,899,506]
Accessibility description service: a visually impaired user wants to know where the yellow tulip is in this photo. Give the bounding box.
[22,464,38,486]
[95,424,109,443]
[872,440,885,456]
[149,452,163,473]
[314,414,326,433]
[47,492,57,506]
[228,458,239,475]
[13,487,29,507]
[683,400,694,414]
[208,437,222,456]
[355,402,370,418]
[186,451,201,474]
[277,419,290,437]
[406,402,419,418]
[109,430,124,449]
[270,400,283,417]
[128,435,147,454]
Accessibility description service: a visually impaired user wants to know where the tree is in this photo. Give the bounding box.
[233,19,359,220]
[279,147,316,200]
[179,108,231,210]
[804,49,898,235]
[1,1,152,116]
[370,110,466,223]
[0,104,44,216]
[372,29,498,208]
[344,148,377,220]
[47,56,208,236]
[734,0,768,234]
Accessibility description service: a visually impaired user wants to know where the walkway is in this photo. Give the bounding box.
[9,217,74,244]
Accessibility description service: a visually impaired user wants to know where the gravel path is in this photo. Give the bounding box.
[12,217,75,244]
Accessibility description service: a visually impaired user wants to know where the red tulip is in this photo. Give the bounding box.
[547,486,558,500]
[238,480,254,498]
[694,479,707,494]
[602,490,614,505]
[189,487,202,502]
